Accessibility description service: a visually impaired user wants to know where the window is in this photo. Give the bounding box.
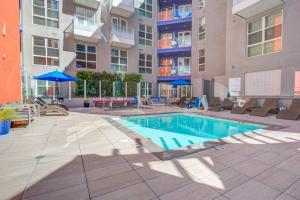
[198,0,205,9]
[139,24,152,46]
[33,0,59,28]
[112,17,127,31]
[178,4,192,18]
[199,17,205,40]
[139,0,152,18]
[111,49,127,73]
[247,11,282,57]
[198,49,205,71]
[139,53,152,74]
[75,44,96,69]
[36,80,58,97]
[141,82,152,97]
[33,36,59,66]
[75,6,96,30]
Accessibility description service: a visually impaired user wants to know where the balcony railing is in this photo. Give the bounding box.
[158,8,192,21]
[158,38,191,49]
[74,15,99,35]
[158,66,191,76]
[111,25,134,40]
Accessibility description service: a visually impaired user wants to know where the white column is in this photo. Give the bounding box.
[25,73,29,99]
[113,81,115,98]
[99,81,101,98]
[125,82,127,98]
[191,85,193,97]
[177,86,179,98]
[52,83,55,101]
[68,82,71,100]
[84,80,87,100]
[137,82,141,97]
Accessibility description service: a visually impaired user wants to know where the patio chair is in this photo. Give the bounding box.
[231,98,257,114]
[208,97,221,111]
[249,98,278,117]
[277,98,300,120]
[209,98,234,112]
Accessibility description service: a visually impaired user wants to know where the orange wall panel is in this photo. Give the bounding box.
[0,0,21,103]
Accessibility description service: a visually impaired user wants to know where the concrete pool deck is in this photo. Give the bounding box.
[0,108,300,200]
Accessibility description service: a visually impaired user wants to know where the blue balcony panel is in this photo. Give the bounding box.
[157,75,191,81]
[157,17,192,32]
[157,46,191,57]
[159,0,192,7]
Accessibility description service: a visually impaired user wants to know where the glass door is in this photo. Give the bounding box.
[178,31,191,47]
[112,17,127,32]
[178,4,192,18]
[178,57,190,75]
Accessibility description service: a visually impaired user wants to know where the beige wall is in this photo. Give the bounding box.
[225,0,300,97]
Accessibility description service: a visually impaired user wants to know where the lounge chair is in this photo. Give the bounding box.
[277,99,300,120]
[171,97,187,106]
[249,98,278,117]
[208,97,221,111]
[231,98,257,114]
[209,98,234,112]
[182,97,196,108]
[40,106,69,116]
[35,97,69,111]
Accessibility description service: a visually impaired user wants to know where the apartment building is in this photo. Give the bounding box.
[20,0,300,101]
[215,0,300,99]
[0,0,22,103]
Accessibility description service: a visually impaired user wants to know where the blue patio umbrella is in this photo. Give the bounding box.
[33,70,78,82]
[170,80,191,86]
[33,70,79,103]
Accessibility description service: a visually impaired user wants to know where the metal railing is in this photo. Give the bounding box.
[111,25,134,40]
[74,15,99,33]
[158,8,192,21]
[157,66,191,76]
[158,37,191,49]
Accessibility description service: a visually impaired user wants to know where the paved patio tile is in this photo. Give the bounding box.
[284,180,300,200]
[213,152,248,168]
[231,159,271,177]
[253,151,290,166]
[276,158,300,175]
[92,182,156,200]
[159,182,220,200]
[275,194,297,200]
[88,170,143,198]
[213,195,230,200]
[22,183,89,200]
[235,145,268,158]
[200,168,250,194]
[224,180,280,200]
[146,174,192,196]
[254,167,299,192]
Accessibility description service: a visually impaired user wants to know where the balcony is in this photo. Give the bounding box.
[157,8,192,28]
[103,0,134,18]
[232,0,284,18]
[108,25,135,48]
[73,15,101,42]
[157,38,191,56]
[73,0,100,9]
[157,66,191,81]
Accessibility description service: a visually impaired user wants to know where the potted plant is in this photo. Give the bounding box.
[0,108,16,135]
[83,99,90,108]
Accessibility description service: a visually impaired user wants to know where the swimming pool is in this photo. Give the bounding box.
[117,113,264,150]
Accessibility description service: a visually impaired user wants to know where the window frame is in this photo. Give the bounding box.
[32,36,59,66]
[198,49,205,72]
[141,82,152,98]
[138,0,152,18]
[111,49,128,73]
[32,0,59,28]
[75,43,97,70]
[138,53,153,75]
[139,24,152,46]
[247,10,283,58]
[199,17,206,40]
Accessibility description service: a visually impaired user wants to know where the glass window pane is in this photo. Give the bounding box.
[120,51,127,57]
[266,12,282,28]
[87,46,96,53]
[34,37,45,46]
[76,61,86,68]
[87,53,96,61]
[47,48,59,57]
[76,52,86,60]
[33,0,44,7]
[146,61,152,67]
[33,16,46,26]
[87,62,96,69]
[248,19,262,33]
[248,31,262,45]
[47,19,59,28]
[34,56,46,65]
[120,58,127,64]
[47,9,59,19]
[33,6,45,16]
[48,39,58,48]
[146,68,152,74]
[47,58,59,66]
[248,44,262,57]
[34,46,46,56]
[146,55,152,60]
[265,25,282,40]
[111,57,118,64]
[47,0,59,10]
[139,53,145,60]
[139,60,145,66]
[139,67,145,73]
[76,44,86,52]
[263,39,281,54]
[111,49,119,56]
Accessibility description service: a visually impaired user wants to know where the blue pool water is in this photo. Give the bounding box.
[117,113,264,150]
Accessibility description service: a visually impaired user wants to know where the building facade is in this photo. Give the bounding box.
[20,0,300,101]
[0,0,22,103]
